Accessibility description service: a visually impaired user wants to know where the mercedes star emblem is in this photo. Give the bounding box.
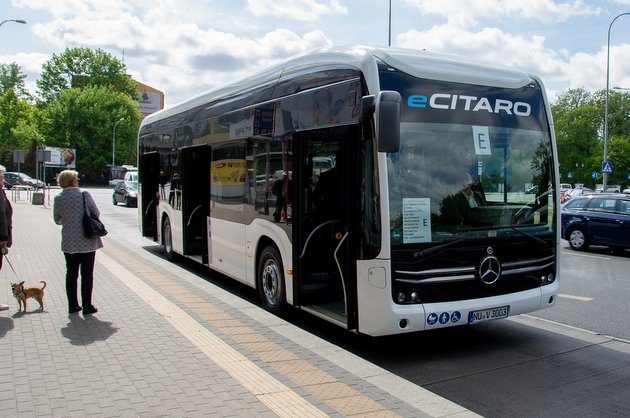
[478,255,501,285]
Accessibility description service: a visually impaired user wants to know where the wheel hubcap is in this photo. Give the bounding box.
[164,223,172,253]
[262,260,280,306]
[570,230,584,248]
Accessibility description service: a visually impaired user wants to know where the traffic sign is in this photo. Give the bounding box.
[592,172,599,179]
[567,172,573,179]
[602,161,613,174]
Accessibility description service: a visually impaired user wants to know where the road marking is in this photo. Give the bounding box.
[558,293,594,301]
[98,252,327,418]
[561,251,611,260]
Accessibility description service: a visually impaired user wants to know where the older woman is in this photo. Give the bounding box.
[0,165,13,312]
[53,170,103,314]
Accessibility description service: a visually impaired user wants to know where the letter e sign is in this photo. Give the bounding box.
[472,126,491,155]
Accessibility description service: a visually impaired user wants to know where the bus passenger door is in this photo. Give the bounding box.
[140,151,160,241]
[181,145,211,264]
[293,127,359,330]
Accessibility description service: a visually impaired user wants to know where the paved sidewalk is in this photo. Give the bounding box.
[0,194,473,417]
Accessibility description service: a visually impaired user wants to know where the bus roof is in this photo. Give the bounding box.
[142,45,535,127]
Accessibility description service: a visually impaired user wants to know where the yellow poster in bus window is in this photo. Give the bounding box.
[211,159,246,198]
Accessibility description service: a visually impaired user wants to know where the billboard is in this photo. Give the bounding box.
[44,147,76,168]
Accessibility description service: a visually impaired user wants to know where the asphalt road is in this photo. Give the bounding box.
[89,187,630,417]
[533,243,630,341]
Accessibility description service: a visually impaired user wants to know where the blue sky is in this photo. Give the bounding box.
[1,0,629,106]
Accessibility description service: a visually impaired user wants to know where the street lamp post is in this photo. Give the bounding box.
[603,12,629,190]
[112,117,125,167]
[388,0,392,46]
[0,19,27,28]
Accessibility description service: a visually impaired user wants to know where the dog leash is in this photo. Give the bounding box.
[2,254,19,280]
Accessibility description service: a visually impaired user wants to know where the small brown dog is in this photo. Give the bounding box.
[11,280,47,312]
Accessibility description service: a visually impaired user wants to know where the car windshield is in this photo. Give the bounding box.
[125,181,138,190]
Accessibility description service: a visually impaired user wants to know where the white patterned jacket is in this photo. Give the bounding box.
[53,188,104,253]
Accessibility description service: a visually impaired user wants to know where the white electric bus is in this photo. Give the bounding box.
[137,46,559,336]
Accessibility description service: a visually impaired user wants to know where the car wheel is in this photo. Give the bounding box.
[257,246,286,314]
[568,227,589,251]
[112,195,117,205]
[125,196,131,207]
[162,217,176,261]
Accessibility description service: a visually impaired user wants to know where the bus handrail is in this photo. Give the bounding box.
[333,231,349,313]
[186,205,202,227]
[299,219,340,259]
[144,199,155,216]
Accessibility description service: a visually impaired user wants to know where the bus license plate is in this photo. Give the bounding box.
[468,306,509,324]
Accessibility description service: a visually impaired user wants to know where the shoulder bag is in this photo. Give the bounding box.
[82,192,108,238]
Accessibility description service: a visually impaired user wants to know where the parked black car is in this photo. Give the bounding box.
[112,180,138,207]
[3,172,45,189]
[561,193,630,251]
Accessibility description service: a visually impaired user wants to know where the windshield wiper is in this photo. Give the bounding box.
[505,225,549,246]
[412,238,469,258]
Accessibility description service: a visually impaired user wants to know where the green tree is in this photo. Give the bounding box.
[37,47,137,104]
[0,89,41,172]
[39,85,141,181]
[0,62,30,99]
[552,90,600,187]
[593,89,630,185]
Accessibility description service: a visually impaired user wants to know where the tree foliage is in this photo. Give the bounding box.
[36,47,137,104]
[0,62,30,99]
[0,89,41,172]
[552,89,630,187]
[39,85,141,181]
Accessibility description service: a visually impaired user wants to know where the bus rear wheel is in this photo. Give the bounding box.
[162,217,176,260]
[257,246,286,314]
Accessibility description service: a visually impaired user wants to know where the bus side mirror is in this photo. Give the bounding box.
[375,90,401,153]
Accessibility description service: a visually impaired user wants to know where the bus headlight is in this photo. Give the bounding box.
[396,292,406,303]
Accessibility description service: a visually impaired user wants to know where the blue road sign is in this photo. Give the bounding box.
[602,161,613,174]
[567,172,573,179]
[592,172,599,179]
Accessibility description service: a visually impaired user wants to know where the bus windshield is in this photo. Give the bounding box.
[388,122,554,245]
[377,66,556,247]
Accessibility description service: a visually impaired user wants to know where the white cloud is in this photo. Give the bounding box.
[0,52,51,96]
[245,0,347,22]
[397,24,564,76]
[566,44,630,91]
[10,0,333,105]
[397,23,630,99]
[401,0,599,27]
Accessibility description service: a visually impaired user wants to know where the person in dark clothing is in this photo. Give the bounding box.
[312,161,342,220]
[0,165,13,312]
[169,172,182,209]
[159,171,167,199]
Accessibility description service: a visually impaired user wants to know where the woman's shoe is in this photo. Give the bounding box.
[83,306,98,315]
[69,306,82,314]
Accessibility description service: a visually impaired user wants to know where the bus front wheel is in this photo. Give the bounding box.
[257,246,286,314]
[162,217,176,261]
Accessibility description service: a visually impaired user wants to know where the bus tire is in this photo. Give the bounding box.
[257,246,287,314]
[162,216,176,261]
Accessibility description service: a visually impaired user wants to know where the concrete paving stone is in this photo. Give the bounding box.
[49,406,70,417]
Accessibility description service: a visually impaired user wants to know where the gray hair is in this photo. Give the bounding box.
[57,169,79,189]
[0,165,5,173]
